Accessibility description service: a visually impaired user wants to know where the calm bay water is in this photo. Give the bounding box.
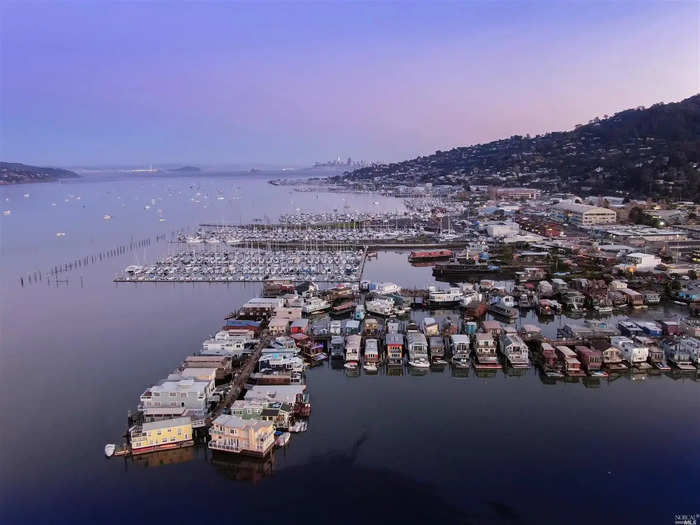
[1,172,699,524]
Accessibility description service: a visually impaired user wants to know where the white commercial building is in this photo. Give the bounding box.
[486,221,520,238]
[615,252,662,273]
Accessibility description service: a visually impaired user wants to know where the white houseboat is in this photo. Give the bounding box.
[406,332,429,368]
[449,334,471,368]
[499,333,530,368]
[427,286,463,308]
[302,297,331,315]
[473,332,500,369]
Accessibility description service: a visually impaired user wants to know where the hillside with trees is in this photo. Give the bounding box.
[0,162,80,184]
[337,94,700,200]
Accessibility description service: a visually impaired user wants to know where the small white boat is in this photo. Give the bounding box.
[23,193,30,198]
[363,363,378,373]
[275,432,291,447]
[344,362,358,370]
[2,210,10,216]
[451,358,470,369]
[289,421,308,433]
[159,218,167,222]
[103,214,112,220]
[104,444,116,457]
[409,359,430,369]
[56,232,66,237]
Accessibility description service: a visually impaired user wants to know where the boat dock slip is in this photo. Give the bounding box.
[114,247,367,283]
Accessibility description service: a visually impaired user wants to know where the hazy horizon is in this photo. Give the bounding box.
[1,1,698,167]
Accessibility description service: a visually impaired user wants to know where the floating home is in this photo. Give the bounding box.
[575,346,602,372]
[129,417,194,456]
[660,320,682,336]
[344,320,361,335]
[675,337,700,366]
[268,318,290,335]
[597,345,627,371]
[642,291,661,305]
[619,288,644,307]
[364,339,380,364]
[618,320,644,338]
[500,333,530,368]
[329,320,342,336]
[138,378,211,427]
[561,290,586,310]
[450,334,471,368]
[385,333,404,365]
[406,333,429,361]
[611,336,650,368]
[481,320,504,337]
[209,415,275,457]
[556,346,584,376]
[429,336,446,362]
[421,317,440,337]
[203,331,249,356]
[230,400,293,430]
[473,333,500,369]
[330,336,345,359]
[680,319,700,338]
[178,367,218,385]
[345,334,362,363]
[538,342,562,375]
[661,339,695,370]
[636,321,662,337]
[183,355,232,380]
[363,318,380,336]
[290,318,309,335]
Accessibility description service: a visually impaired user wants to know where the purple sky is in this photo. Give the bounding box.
[1,1,698,167]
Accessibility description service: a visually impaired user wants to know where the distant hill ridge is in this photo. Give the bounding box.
[169,166,201,172]
[0,162,80,184]
[338,94,700,200]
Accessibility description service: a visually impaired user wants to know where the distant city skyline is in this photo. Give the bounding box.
[1,1,698,167]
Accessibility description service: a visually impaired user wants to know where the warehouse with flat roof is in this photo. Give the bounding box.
[554,201,617,226]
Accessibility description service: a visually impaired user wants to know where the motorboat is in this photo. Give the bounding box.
[104,444,116,457]
[289,421,308,433]
[363,362,378,373]
[409,358,430,368]
[451,357,470,369]
[275,432,291,447]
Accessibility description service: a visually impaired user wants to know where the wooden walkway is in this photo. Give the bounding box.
[209,333,270,422]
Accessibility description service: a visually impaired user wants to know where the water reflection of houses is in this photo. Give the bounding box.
[131,445,197,468]
[211,452,275,484]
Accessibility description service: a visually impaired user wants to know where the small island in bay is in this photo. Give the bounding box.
[0,162,80,184]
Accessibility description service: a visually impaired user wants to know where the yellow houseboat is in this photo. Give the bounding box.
[129,417,194,455]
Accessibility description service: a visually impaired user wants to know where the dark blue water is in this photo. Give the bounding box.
[1,172,698,524]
